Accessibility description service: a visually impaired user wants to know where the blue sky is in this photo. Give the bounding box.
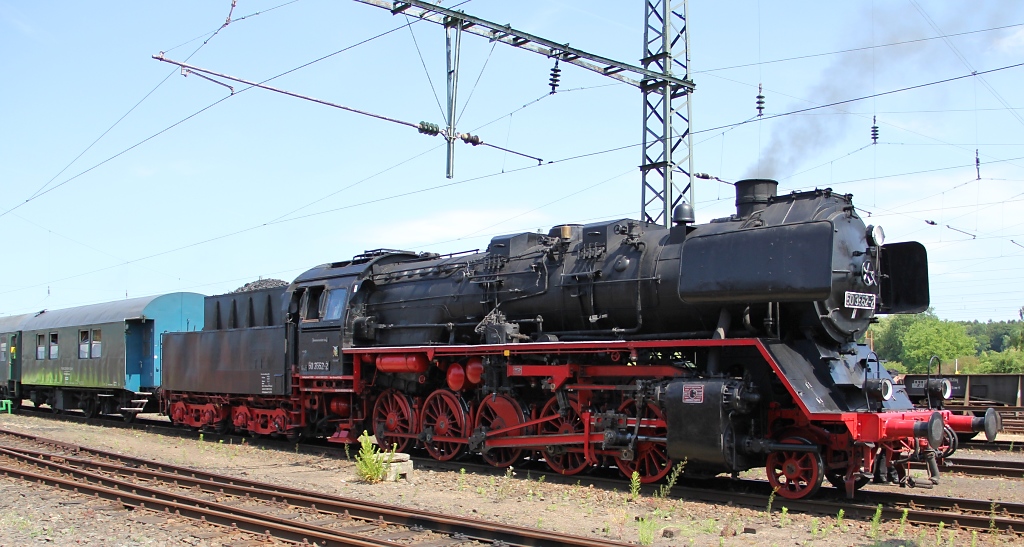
[2,1,1023,322]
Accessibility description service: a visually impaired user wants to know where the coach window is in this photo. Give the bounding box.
[79,330,89,359]
[49,333,58,359]
[0,342,6,363]
[302,286,326,322]
[36,334,45,360]
[91,329,102,358]
[323,288,347,321]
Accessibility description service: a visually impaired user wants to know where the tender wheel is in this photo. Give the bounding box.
[766,438,824,500]
[539,395,590,476]
[475,394,527,468]
[214,418,232,435]
[121,411,136,423]
[614,399,672,483]
[420,390,468,461]
[80,397,98,419]
[372,389,415,453]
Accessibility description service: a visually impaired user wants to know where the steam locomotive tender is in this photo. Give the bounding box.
[161,179,1000,500]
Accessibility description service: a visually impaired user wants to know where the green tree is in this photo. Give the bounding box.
[900,318,976,373]
[871,310,936,363]
[980,348,1024,373]
[960,318,1023,353]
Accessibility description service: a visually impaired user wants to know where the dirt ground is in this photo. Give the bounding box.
[0,413,1021,546]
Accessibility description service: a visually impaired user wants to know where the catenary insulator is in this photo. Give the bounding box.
[418,121,441,136]
[871,116,879,144]
[549,60,561,94]
[755,83,765,117]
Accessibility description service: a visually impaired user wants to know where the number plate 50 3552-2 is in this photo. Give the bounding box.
[845,291,876,310]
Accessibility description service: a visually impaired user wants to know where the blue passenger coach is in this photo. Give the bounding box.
[14,293,203,419]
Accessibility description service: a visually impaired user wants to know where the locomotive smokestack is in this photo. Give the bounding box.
[735,179,778,218]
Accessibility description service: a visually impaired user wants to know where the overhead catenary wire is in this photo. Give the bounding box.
[693,20,1024,74]
[22,0,282,204]
[152,55,544,164]
[268,83,622,223]
[1,8,463,219]
[909,1,1024,129]
[696,69,1024,175]
[694,61,1024,136]
[0,139,635,300]
[404,14,448,120]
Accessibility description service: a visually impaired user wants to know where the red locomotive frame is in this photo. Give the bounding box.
[163,336,976,499]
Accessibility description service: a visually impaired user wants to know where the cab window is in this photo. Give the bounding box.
[301,286,326,322]
[323,288,347,321]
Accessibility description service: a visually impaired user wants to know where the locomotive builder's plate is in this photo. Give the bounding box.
[844,291,876,309]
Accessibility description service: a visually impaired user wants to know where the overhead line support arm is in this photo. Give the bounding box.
[353,0,695,92]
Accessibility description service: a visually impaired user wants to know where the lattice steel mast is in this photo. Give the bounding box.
[641,0,693,227]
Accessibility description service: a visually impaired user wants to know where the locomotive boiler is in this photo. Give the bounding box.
[161,178,1000,500]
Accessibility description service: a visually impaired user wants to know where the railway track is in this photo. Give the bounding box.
[0,429,632,547]
[428,453,1024,533]
[9,409,1024,536]
[940,456,1024,479]
[961,438,1022,452]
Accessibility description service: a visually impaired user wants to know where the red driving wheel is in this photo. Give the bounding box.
[372,389,415,453]
[539,395,590,476]
[475,394,528,467]
[420,389,468,461]
[613,399,672,483]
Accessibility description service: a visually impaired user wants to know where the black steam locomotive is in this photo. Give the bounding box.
[160,179,999,500]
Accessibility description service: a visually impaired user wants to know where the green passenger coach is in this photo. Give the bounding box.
[15,293,203,419]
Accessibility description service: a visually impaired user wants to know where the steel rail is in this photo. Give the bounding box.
[0,455,396,547]
[961,439,1022,452]
[4,426,1024,533]
[0,431,632,547]
[941,456,1024,479]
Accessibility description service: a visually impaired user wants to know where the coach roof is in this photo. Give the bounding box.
[21,293,204,331]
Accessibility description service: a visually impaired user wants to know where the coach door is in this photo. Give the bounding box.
[0,333,16,395]
[125,319,154,392]
[296,284,348,376]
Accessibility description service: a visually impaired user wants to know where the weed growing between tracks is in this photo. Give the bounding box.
[869,504,883,538]
[354,430,395,483]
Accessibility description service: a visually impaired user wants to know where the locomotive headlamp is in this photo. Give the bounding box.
[864,378,894,401]
[926,378,953,400]
[866,224,885,247]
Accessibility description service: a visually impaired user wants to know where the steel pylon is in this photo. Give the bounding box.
[641,0,694,228]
